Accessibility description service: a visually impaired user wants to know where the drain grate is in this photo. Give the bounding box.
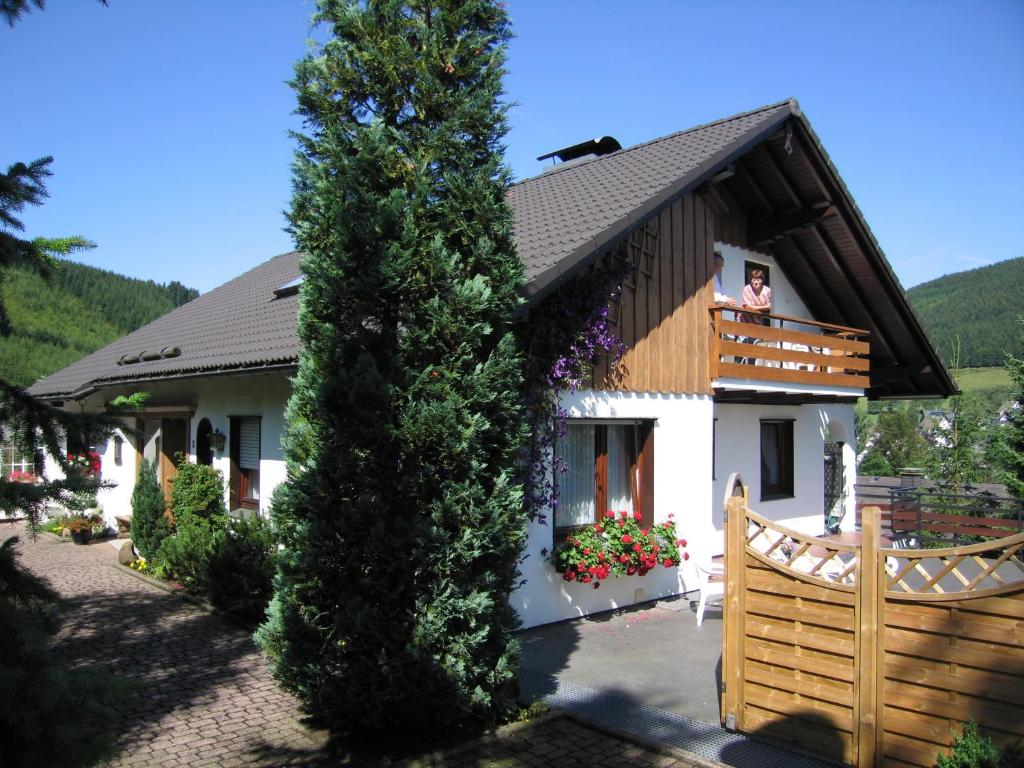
[519,668,833,768]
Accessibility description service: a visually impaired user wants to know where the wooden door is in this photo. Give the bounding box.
[159,418,188,507]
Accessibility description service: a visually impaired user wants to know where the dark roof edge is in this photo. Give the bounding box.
[522,101,797,307]
[789,111,956,398]
[512,98,795,189]
[33,361,299,402]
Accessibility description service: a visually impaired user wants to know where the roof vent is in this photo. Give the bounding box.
[537,136,621,167]
[274,275,303,298]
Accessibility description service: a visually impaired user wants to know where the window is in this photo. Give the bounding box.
[2,444,34,480]
[760,419,794,500]
[230,416,261,510]
[554,421,653,533]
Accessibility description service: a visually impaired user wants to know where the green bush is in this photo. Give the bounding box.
[205,514,277,624]
[936,721,1024,768]
[130,460,169,560]
[169,459,226,524]
[154,513,217,590]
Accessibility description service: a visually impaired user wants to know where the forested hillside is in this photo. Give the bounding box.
[0,261,199,388]
[907,256,1024,367]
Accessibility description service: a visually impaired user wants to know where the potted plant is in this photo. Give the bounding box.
[62,514,102,545]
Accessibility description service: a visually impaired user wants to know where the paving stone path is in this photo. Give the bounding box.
[4,523,703,767]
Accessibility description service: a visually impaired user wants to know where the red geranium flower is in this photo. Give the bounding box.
[621,534,633,544]
[663,559,674,567]
[632,543,642,552]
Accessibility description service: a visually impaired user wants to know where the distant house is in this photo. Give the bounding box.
[29,99,953,627]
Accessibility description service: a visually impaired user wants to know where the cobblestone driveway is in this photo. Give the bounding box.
[5,523,702,768]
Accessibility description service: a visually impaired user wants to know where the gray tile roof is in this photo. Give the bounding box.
[510,100,793,298]
[28,101,796,398]
[29,252,303,397]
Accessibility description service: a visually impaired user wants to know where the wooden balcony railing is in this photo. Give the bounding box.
[709,305,870,390]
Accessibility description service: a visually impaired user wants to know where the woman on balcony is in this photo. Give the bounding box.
[738,268,772,363]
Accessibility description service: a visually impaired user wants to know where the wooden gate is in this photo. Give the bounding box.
[721,474,1024,767]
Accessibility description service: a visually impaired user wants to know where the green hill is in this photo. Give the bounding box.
[907,256,1024,368]
[0,261,199,388]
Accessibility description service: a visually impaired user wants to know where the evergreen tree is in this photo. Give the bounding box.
[256,0,527,736]
[929,344,984,493]
[0,158,130,526]
[129,460,170,560]
[1000,318,1024,500]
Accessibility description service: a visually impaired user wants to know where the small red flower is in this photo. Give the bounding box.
[663,559,674,567]
[621,534,633,544]
[620,554,630,563]
[594,524,604,533]
[653,544,660,553]
[605,511,615,519]
[583,548,591,555]
[617,519,625,527]
[597,551,605,561]
[633,511,643,521]
[640,529,648,536]
[676,539,687,548]
[632,543,642,552]
[627,566,637,575]
[578,561,587,570]
[683,552,690,561]
[582,575,592,583]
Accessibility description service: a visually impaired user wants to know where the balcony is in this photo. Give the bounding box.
[709,306,870,396]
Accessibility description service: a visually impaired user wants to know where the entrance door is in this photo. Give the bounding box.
[159,418,188,507]
[823,441,844,533]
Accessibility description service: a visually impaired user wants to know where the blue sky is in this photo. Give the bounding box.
[3,1,1022,294]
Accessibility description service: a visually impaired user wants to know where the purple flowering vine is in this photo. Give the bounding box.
[521,260,632,524]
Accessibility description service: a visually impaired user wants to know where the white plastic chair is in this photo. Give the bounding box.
[695,553,725,627]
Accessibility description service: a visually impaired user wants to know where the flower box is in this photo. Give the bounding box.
[553,511,687,589]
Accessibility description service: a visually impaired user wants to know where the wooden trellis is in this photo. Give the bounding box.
[721,473,1024,767]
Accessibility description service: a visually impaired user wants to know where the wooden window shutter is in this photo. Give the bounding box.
[229,417,240,510]
[639,422,654,529]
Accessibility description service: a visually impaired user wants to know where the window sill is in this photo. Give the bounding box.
[760,492,794,502]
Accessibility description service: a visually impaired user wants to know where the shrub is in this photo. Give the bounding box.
[205,514,277,624]
[169,459,226,524]
[154,513,217,590]
[936,721,1024,768]
[130,460,169,560]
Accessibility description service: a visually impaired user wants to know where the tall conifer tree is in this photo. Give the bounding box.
[256,0,527,732]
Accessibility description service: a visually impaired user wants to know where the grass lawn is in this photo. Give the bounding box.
[955,366,1011,392]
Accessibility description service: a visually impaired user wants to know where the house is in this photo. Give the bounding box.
[29,99,954,628]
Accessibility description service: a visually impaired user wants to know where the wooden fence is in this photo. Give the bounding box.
[721,474,1024,767]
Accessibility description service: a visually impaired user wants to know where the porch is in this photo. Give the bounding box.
[518,595,833,767]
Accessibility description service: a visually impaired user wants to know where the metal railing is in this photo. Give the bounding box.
[885,486,1024,545]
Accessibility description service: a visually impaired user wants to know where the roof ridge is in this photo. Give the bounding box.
[512,98,796,189]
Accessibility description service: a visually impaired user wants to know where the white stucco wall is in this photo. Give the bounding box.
[715,242,813,322]
[712,402,857,536]
[44,372,292,526]
[186,375,289,516]
[513,389,714,629]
